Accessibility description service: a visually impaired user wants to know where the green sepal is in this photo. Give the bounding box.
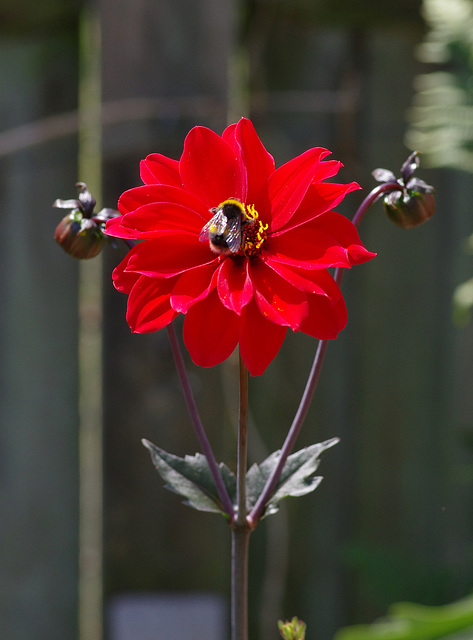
[142,439,236,517]
[246,438,339,518]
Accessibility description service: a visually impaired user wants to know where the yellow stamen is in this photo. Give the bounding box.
[240,204,268,257]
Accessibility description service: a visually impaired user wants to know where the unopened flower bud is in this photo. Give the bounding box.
[54,211,105,259]
[383,179,436,229]
[373,151,436,229]
[278,617,306,640]
[53,182,119,259]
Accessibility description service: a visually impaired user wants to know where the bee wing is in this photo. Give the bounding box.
[225,217,243,253]
[199,220,212,242]
[199,209,228,242]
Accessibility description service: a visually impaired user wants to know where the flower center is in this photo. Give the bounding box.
[238,203,268,258]
[200,198,268,257]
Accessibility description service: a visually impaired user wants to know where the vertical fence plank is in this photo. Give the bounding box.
[0,33,80,640]
[99,0,235,633]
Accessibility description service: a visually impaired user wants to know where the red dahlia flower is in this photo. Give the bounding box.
[105,118,375,375]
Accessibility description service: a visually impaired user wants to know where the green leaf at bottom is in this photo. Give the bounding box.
[246,438,339,518]
[334,594,473,640]
[142,439,236,517]
[142,437,339,521]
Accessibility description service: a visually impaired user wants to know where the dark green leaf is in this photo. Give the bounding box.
[246,438,339,518]
[142,439,236,516]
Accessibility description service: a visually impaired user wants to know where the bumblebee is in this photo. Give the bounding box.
[199,198,254,255]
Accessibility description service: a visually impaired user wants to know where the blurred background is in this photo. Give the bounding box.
[2,0,473,638]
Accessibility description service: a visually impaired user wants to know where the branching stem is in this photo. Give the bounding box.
[166,323,235,520]
[247,182,396,527]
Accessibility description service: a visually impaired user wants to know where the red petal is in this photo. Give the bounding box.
[221,123,238,146]
[265,228,351,270]
[223,118,275,212]
[239,299,287,376]
[126,275,178,333]
[312,159,343,181]
[217,258,253,314]
[140,153,182,187]
[179,126,243,207]
[266,212,376,270]
[268,147,332,231]
[106,215,128,237]
[249,260,308,330]
[125,234,217,277]
[183,291,239,368]
[258,261,348,340]
[299,290,348,340]
[111,202,207,239]
[307,211,376,265]
[263,259,333,296]
[272,181,361,235]
[112,252,141,293]
[117,184,208,217]
[263,264,348,338]
[170,263,217,313]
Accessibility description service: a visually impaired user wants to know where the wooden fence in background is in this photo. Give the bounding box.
[2,0,473,639]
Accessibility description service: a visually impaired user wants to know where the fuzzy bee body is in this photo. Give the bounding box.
[199,199,253,255]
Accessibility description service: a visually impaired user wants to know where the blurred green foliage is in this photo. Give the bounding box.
[407,0,473,171]
[406,0,473,323]
[334,594,473,640]
[343,541,449,611]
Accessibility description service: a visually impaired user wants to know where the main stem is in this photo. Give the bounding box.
[232,527,250,640]
[232,354,251,640]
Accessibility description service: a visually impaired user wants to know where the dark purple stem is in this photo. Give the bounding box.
[247,339,329,527]
[351,181,402,228]
[247,181,399,527]
[166,323,235,520]
[231,355,250,640]
[119,238,234,518]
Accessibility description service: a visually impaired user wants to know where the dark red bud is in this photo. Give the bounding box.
[54,210,105,259]
[383,182,436,229]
